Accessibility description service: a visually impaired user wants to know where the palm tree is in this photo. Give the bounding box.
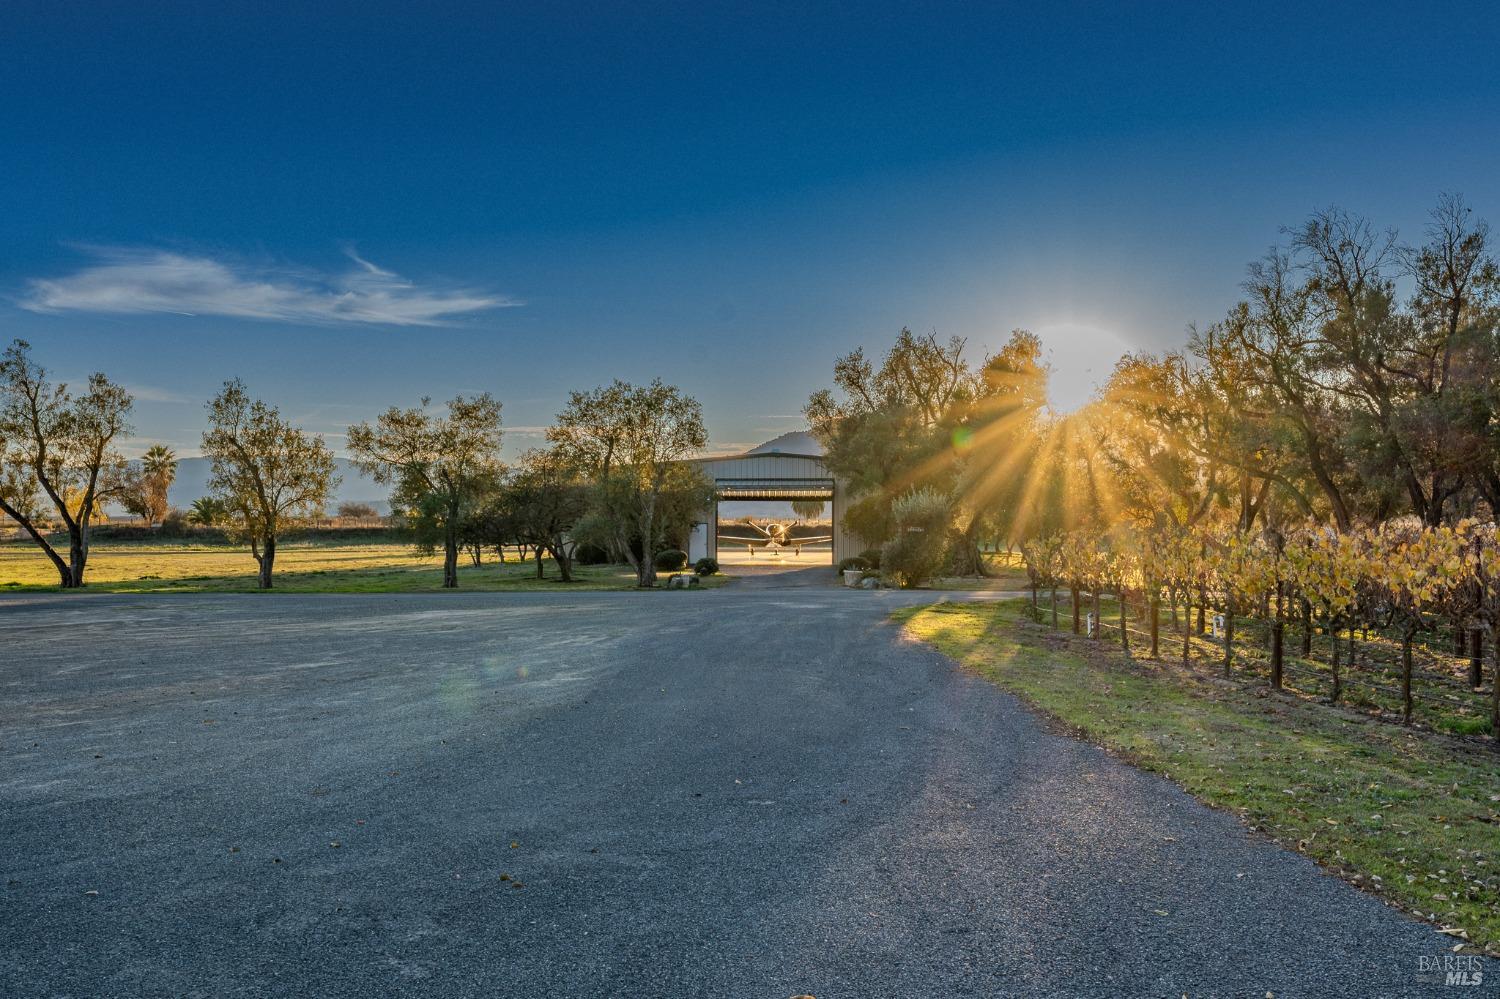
[791,499,826,522]
[188,496,227,526]
[124,444,178,528]
[143,445,177,483]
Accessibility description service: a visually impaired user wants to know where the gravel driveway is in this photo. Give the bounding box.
[0,571,1457,997]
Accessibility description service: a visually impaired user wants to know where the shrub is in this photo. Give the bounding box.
[880,487,952,588]
[654,548,688,571]
[881,532,947,588]
[858,548,883,570]
[694,557,719,576]
[838,556,868,574]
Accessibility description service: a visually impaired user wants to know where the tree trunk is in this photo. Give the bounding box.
[1223,598,1235,677]
[535,545,545,579]
[0,498,74,586]
[1195,600,1206,636]
[615,527,641,582]
[257,534,276,590]
[1183,602,1192,667]
[1401,631,1415,724]
[68,529,88,588]
[1469,629,1483,689]
[1330,626,1342,703]
[1071,586,1081,634]
[1091,588,1101,640]
[1270,621,1284,689]
[554,544,573,583]
[1050,586,1058,629]
[1149,597,1159,658]
[1300,598,1313,655]
[440,500,461,587]
[949,527,985,577]
[1270,583,1284,688]
[443,534,459,588]
[639,493,658,587]
[1491,632,1500,741]
[1119,591,1130,656]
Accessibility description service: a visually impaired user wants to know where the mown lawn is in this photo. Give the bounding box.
[896,598,1500,955]
[0,541,729,593]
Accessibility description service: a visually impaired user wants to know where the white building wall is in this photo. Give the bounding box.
[831,479,865,563]
[687,522,710,563]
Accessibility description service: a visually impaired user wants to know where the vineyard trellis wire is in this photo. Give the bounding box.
[1029,592,1495,735]
[1020,518,1500,739]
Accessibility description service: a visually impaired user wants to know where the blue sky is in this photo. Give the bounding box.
[4,1,1498,458]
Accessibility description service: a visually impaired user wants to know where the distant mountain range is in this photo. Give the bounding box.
[745,430,821,456]
[167,457,390,514]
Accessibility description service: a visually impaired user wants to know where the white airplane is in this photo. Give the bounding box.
[716,519,833,557]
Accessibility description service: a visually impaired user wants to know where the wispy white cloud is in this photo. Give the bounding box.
[22,247,517,327]
[121,383,194,404]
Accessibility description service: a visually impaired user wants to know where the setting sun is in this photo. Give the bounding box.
[1033,322,1136,413]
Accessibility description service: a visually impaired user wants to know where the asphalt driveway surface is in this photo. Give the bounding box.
[0,569,1459,997]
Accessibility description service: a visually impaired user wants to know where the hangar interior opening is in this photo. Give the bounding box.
[685,450,854,567]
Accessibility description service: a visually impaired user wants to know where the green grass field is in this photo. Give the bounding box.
[0,540,728,593]
[897,598,1500,955]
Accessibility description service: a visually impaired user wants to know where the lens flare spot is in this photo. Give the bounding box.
[951,426,974,451]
